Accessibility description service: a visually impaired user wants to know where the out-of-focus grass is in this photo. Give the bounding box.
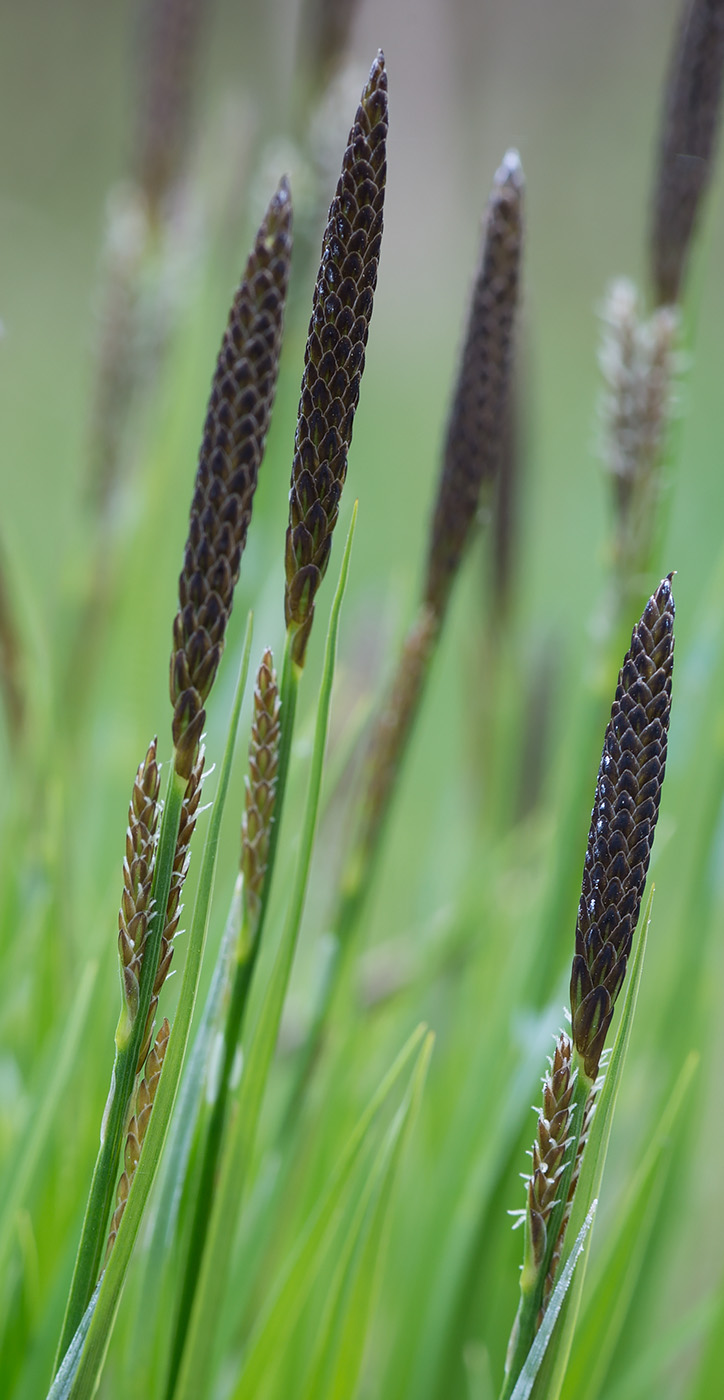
[2,2,724,1398]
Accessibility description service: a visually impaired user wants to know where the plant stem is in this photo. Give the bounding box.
[55,764,186,1368]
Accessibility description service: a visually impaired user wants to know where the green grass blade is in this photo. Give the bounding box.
[509,885,655,1400]
[173,503,358,1400]
[230,1023,428,1400]
[0,960,97,1287]
[509,1206,597,1400]
[46,1284,101,1400]
[61,617,253,1400]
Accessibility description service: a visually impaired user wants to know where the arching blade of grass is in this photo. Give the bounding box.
[230,1023,428,1400]
[173,505,358,1400]
[506,886,655,1400]
[309,1032,433,1400]
[561,1051,697,1400]
[0,960,97,1291]
[53,616,254,1400]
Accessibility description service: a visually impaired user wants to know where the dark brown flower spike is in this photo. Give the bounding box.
[171,179,292,777]
[424,149,524,619]
[570,575,675,1083]
[241,650,281,931]
[284,50,388,667]
[650,0,724,306]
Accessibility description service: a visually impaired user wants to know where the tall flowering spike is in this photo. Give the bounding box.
[136,0,205,218]
[241,650,281,931]
[137,748,205,1072]
[171,180,292,777]
[285,51,388,667]
[117,739,161,1033]
[424,150,524,618]
[518,1034,576,1298]
[570,576,675,1083]
[650,0,724,306]
[106,1018,170,1260]
[599,280,678,580]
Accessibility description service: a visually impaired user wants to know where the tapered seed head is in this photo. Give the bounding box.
[650,0,724,306]
[570,575,675,1082]
[284,50,388,668]
[424,149,524,618]
[136,0,205,219]
[241,649,281,929]
[171,179,292,777]
[518,1032,575,1296]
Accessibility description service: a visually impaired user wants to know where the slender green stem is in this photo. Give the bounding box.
[499,1063,591,1400]
[165,631,300,1396]
[55,764,185,1367]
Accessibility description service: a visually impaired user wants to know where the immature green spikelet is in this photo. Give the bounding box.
[570,575,675,1083]
[599,280,678,579]
[517,1033,576,1297]
[424,150,524,618]
[117,739,162,1031]
[171,179,292,777]
[241,650,281,930]
[106,1018,170,1259]
[285,51,388,667]
[650,0,724,306]
[137,748,205,1071]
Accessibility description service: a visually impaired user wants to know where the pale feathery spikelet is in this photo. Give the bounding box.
[241,650,281,932]
[105,1018,170,1259]
[171,179,292,776]
[599,280,679,579]
[571,576,675,1083]
[424,149,524,619]
[285,51,388,667]
[650,0,724,306]
[117,740,162,1034]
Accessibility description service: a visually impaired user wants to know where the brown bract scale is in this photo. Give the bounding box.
[106,1018,170,1260]
[650,0,724,306]
[424,150,523,618]
[241,650,281,929]
[570,575,675,1082]
[137,748,205,1072]
[521,1033,575,1295]
[117,739,161,1027]
[284,51,388,667]
[171,180,292,777]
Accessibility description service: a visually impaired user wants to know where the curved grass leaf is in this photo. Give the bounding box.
[58,615,254,1400]
[173,504,358,1400]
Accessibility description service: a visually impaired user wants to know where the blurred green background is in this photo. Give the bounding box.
[2,1,724,1396]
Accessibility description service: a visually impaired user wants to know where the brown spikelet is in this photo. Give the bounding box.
[136,0,205,219]
[517,1033,576,1296]
[650,0,724,306]
[117,740,161,1030]
[241,651,281,930]
[570,575,675,1083]
[106,1018,171,1259]
[424,149,524,618]
[284,51,388,668]
[137,748,205,1072]
[542,1087,597,1317]
[171,179,292,777]
[599,280,678,579]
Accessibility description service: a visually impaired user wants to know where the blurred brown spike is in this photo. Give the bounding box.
[297,0,363,99]
[241,650,281,930]
[106,1018,171,1259]
[136,0,205,218]
[171,180,292,777]
[284,51,388,668]
[570,575,675,1082]
[650,0,724,306]
[424,149,524,619]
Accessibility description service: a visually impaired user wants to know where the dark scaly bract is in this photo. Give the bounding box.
[570,575,675,1082]
[171,179,292,776]
[424,149,523,618]
[650,0,724,306]
[285,51,388,667]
